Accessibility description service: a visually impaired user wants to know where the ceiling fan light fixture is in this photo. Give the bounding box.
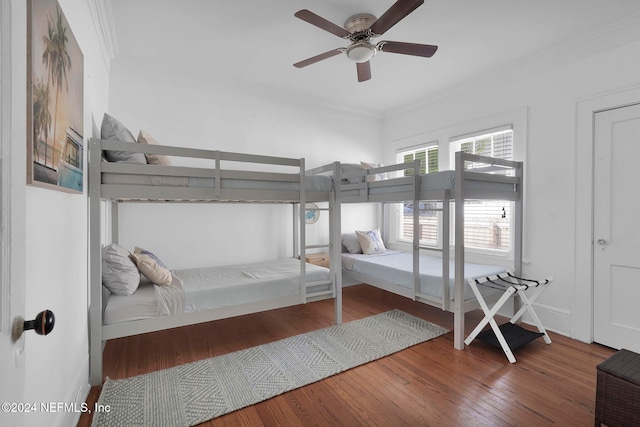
[346,42,376,63]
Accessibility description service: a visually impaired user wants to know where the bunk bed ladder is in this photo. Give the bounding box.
[297,162,341,324]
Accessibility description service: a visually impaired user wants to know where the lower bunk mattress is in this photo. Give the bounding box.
[342,250,506,302]
[104,258,331,325]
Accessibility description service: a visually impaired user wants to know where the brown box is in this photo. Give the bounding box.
[304,253,330,268]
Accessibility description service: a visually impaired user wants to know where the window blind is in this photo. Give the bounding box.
[449,127,514,253]
[396,143,440,247]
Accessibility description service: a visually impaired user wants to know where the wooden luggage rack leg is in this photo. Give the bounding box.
[464,273,553,363]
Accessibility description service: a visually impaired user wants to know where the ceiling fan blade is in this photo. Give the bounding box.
[370,0,424,36]
[357,61,372,82]
[293,49,344,68]
[379,41,438,57]
[294,10,351,38]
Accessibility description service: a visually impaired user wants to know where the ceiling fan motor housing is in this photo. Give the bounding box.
[344,13,377,34]
[344,14,378,63]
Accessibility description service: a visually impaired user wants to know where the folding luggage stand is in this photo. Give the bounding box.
[464,272,553,363]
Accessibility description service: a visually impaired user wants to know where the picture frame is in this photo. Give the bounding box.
[27,0,84,193]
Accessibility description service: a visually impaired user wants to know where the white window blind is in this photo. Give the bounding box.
[399,144,439,176]
[396,144,440,247]
[450,127,514,254]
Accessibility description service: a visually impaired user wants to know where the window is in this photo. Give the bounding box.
[450,127,513,167]
[394,128,515,255]
[400,144,439,176]
[396,143,440,247]
[449,127,514,254]
[63,136,80,168]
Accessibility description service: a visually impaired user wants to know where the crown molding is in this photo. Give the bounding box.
[386,12,640,119]
[87,0,119,71]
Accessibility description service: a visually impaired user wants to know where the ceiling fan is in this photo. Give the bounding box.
[293,0,438,82]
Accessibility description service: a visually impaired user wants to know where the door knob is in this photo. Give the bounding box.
[23,310,55,336]
[597,239,607,245]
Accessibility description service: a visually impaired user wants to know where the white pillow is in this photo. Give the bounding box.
[356,228,387,255]
[361,161,388,182]
[340,163,366,184]
[130,253,172,286]
[341,233,363,254]
[102,244,140,296]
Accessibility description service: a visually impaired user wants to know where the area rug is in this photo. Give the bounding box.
[92,309,448,427]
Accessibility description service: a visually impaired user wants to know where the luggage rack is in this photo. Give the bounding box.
[464,272,553,363]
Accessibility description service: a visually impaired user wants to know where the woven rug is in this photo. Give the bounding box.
[92,309,448,427]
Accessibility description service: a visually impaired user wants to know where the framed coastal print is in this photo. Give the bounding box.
[27,0,84,193]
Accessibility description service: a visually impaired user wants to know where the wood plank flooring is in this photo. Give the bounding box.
[79,284,615,426]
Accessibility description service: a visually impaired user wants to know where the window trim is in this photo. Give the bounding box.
[386,107,528,260]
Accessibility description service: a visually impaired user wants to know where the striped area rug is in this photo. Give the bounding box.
[92,309,448,427]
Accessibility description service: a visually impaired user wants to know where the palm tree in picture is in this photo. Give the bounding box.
[41,5,71,170]
[32,76,52,164]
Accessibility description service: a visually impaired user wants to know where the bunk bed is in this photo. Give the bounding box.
[332,151,524,351]
[88,137,343,386]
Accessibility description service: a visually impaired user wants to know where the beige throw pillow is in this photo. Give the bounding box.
[137,130,171,166]
[130,253,172,286]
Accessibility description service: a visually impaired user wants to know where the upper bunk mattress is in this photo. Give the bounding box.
[341,170,515,198]
[342,250,506,301]
[101,173,334,192]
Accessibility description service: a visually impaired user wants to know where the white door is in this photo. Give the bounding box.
[0,1,27,423]
[593,103,640,352]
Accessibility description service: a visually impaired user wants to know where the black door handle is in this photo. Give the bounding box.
[23,310,55,335]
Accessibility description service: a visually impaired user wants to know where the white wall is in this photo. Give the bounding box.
[13,0,110,425]
[107,65,383,269]
[383,36,640,337]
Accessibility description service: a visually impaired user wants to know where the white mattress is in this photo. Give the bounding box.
[104,280,157,325]
[103,258,331,325]
[101,173,334,192]
[342,250,505,301]
[341,170,515,198]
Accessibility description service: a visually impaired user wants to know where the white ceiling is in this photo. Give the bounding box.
[109,0,640,114]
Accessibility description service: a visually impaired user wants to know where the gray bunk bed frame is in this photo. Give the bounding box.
[88,138,343,386]
[335,151,524,350]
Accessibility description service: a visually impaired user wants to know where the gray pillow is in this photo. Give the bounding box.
[340,163,366,184]
[102,243,140,296]
[100,113,146,164]
[342,233,363,254]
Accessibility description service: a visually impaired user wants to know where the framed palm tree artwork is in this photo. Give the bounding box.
[27,0,83,193]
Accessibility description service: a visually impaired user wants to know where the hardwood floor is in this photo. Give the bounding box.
[79,284,615,426]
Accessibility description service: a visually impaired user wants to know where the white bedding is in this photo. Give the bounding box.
[104,280,157,325]
[342,250,505,301]
[101,173,334,192]
[103,258,331,325]
[341,170,515,197]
